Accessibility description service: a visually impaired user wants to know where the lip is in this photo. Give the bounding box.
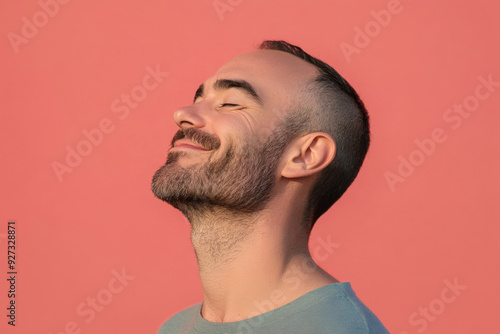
[171,139,209,151]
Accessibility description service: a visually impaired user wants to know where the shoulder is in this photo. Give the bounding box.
[157,303,201,334]
[274,282,390,334]
[304,283,390,334]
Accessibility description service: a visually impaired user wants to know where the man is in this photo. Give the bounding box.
[152,40,389,333]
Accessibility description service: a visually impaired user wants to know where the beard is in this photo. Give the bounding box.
[151,123,294,222]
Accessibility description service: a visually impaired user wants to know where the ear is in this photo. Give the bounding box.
[281,132,336,179]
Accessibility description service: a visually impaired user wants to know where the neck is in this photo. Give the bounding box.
[187,205,338,323]
[189,208,259,272]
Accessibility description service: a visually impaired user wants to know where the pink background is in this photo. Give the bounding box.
[1,0,499,333]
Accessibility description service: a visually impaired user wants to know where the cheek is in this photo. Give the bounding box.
[211,111,280,147]
[211,114,253,142]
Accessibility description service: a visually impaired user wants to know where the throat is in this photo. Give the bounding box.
[189,210,259,272]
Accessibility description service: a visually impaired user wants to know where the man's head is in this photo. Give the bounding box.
[257,41,370,227]
[151,40,369,229]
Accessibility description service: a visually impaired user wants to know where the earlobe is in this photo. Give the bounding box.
[281,133,336,179]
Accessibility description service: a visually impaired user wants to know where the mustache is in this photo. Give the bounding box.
[171,128,221,151]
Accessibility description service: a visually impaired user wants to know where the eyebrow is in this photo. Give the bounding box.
[193,79,263,105]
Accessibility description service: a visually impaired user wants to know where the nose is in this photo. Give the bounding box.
[173,104,207,130]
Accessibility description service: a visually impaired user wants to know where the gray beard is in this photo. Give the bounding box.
[151,126,291,222]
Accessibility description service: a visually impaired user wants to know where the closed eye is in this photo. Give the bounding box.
[220,103,239,108]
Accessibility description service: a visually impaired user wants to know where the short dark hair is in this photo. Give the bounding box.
[258,40,370,229]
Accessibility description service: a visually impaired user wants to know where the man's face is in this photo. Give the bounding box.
[151,50,318,219]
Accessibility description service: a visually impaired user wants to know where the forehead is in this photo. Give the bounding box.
[205,50,319,113]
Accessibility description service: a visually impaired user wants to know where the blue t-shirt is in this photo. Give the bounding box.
[157,282,390,333]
